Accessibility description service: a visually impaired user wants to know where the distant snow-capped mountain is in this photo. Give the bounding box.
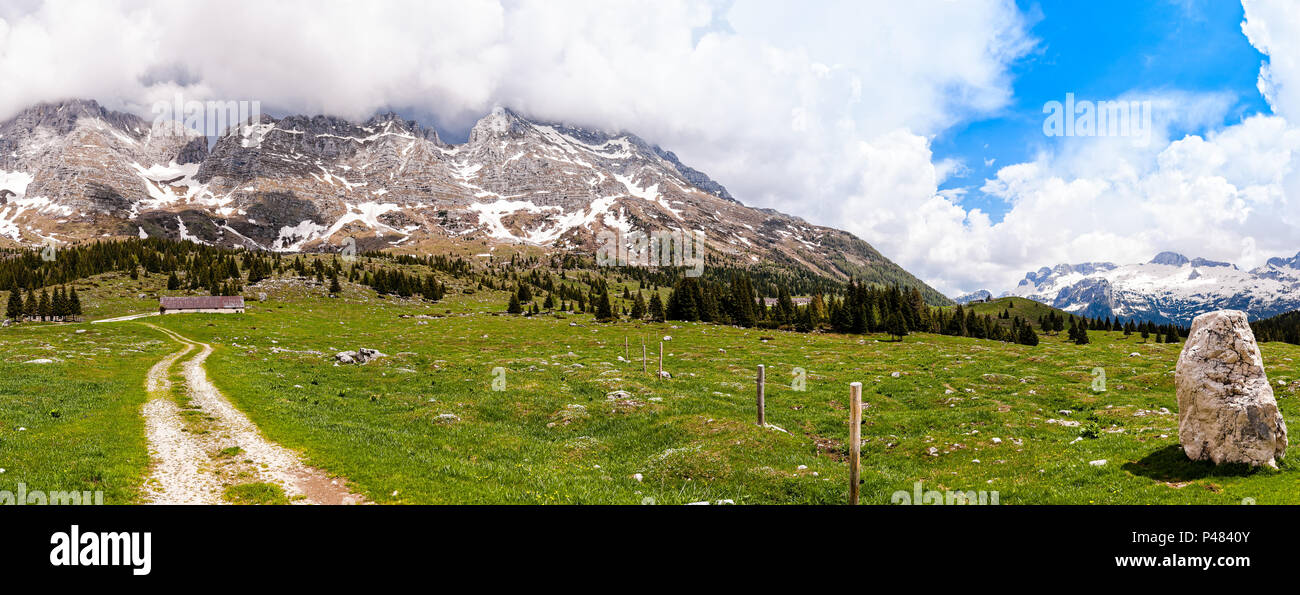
[1003,251,1300,324]
[953,289,992,305]
[0,99,950,304]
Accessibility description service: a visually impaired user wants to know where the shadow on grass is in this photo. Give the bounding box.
[1122,445,1265,482]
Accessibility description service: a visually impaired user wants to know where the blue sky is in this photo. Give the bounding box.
[932,0,1272,222]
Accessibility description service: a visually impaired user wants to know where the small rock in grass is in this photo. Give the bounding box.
[632,473,643,482]
[1089,459,1108,467]
[890,372,900,378]
[991,437,1002,444]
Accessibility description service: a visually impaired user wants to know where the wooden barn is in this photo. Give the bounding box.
[158,296,246,315]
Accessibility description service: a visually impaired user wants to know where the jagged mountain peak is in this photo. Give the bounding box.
[468,106,532,143]
[1,98,143,136]
[1148,251,1190,266]
[1266,251,1300,269]
[363,112,442,144]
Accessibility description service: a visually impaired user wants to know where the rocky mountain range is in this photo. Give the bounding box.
[964,251,1300,324]
[0,99,948,304]
[953,289,993,305]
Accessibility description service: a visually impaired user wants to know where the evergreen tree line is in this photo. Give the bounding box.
[0,238,250,294]
[1252,310,1300,345]
[503,267,1207,349]
[5,286,82,322]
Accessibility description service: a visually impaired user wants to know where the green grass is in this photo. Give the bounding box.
[147,280,1300,504]
[955,296,1077,330]
[5,269,1300,504]
[0,322,172,503]
[223,482,289,505]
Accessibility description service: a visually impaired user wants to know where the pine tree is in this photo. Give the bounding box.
[648,292,665,322]
[507,292,523,314]
[776,286,795,325]
[167,271,181,290]
[885,310,908,342]
[667,279,699,322]
[23,289,37,320]
[1074,322,1090,345]
[68,287,82,316]
[37,289,51,321]
[1018,321,1039,346]
[728,275,755,327]
[596,291,614,322]
[52,287,66,318]
[630,292,646,319]
[5,289,22,321]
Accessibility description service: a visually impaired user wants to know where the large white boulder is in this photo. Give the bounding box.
[1176,310,1287,467]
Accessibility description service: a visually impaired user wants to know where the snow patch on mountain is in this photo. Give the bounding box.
[0,170,33,198]
[275,219,328,251]
[1006,252,1300,324]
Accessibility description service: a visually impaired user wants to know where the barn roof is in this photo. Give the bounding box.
[159,296,245,309]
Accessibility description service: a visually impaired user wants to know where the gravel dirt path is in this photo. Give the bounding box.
[139,322,366,505]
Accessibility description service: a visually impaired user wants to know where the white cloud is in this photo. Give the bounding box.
[1242,0,1300,121]
[21,0,1292,301]
[0,0,1034,293]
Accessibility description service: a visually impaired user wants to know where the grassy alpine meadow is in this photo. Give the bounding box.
[130,277,1300,505]
[0,321,173,503]
[3,268,1300,505]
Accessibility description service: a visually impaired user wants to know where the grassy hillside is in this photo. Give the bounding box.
[4,268,1299,504]
[955,296,1079,331]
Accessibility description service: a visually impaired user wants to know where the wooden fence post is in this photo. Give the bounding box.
[642,339,647,374]
[624,336,628,360]
[849,382,862,505]
[756,364,766,426]
[658,341,663,380]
